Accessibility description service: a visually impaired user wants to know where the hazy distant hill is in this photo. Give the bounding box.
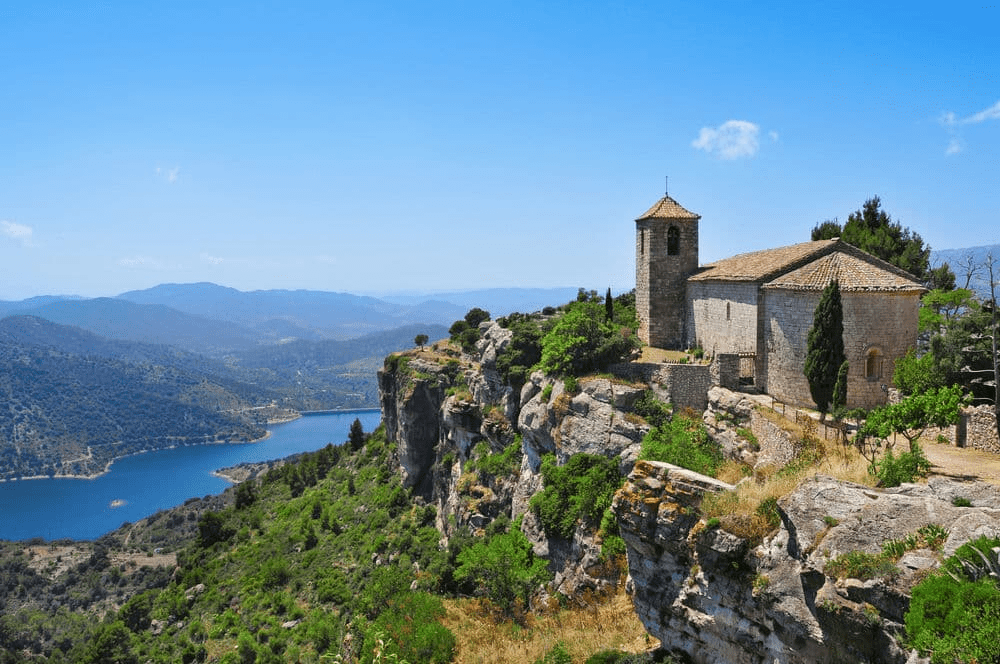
[228,323,450,410]
[116,282,463,339]
[1,297,261,355]
[931,244,1000,300]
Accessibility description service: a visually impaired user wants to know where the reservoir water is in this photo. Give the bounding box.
[0,410,382,542]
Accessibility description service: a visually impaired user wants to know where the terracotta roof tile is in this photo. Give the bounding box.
[762,251,925,292]
[636,195,700,221]
[689,239,839,282]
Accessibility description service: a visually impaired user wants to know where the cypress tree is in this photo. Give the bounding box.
[605,287,614,322]
[804,279,846,418]
[348,418,365,451]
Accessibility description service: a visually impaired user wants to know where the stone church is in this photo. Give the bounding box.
[634,194,926,409]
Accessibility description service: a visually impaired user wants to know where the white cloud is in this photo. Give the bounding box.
[692,120,761,159]
[768,130,779,142]
[200,253,225,265]
[965,100,1000,125]
[939,100,999,154]
[1,220,34,246]
[155,166,181,183]
[118,255,166,269]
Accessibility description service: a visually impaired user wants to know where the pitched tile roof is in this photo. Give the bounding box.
[689,238,925,292]
[763,251,926,292]
[689,239,839,282]
[636,195,700,221]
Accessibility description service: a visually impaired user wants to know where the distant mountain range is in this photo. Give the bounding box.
[0,284,582,478]
[0,284,581,354]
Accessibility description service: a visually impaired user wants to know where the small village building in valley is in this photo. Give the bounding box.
[634,194,926,410]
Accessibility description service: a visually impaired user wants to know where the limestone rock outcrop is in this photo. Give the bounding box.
[378,322,649,597]
[614,461,1000,664]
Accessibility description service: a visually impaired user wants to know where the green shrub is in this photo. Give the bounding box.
[366,592,456,664]
[541,384,553,402]
[454,522,551,618]
[534,641,573,664]
[639,414,722,477]
[530,453,622,539]
[874,442,931,487]
[537,299,638,377]
[632,391,671,428]
[824,550,898,581]
[563,375,580,394]
[495,317,543,388]
[952,496,972,507]
[475,439,523,478]
[906,538,1000,664]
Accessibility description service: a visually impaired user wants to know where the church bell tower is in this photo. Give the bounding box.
[635,193,700,349]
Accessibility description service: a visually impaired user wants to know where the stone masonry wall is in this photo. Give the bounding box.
[686,280,758,356]
[760,288,920,410]
[610,361,713,412]
[961,405,1000,454]
[636,217,698,349]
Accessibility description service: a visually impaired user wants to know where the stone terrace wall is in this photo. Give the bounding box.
[961,406,1000,453]
[610,361,713,412]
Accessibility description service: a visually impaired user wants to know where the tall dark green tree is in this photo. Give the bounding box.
[605,287,614,322]
[804,279,846,418]
[811,196,947,287]
[348,417,365,450]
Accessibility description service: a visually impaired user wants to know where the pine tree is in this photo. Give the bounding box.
[804,280,846,418]
[348,418,365,451]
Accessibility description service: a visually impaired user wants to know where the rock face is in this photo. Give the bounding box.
[614,461,1000,664]
[378,323,649,597]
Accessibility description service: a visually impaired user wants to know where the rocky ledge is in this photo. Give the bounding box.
[614,461,1000,664]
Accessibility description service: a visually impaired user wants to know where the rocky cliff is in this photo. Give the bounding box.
[378,321,649,596]
[614,461,1000,663]
[378,321,1000,663]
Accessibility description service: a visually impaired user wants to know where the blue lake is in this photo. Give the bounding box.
[0,410,382,542]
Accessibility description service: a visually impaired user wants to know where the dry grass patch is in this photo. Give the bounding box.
[702,406,873,542]
[441,588,655,664]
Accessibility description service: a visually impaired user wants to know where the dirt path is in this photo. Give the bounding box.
[922,442,1000,486]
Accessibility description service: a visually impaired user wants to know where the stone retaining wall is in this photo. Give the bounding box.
[610,360,714,412]
[959,406,1000,453]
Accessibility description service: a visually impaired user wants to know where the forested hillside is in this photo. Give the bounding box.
[0,333,270,480]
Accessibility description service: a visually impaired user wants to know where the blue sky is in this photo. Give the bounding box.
[2,1,997,300]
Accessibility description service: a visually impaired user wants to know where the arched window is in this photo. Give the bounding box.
[667,226,680,256]
[726,302,731,321]
[641,229,645,255]
[865,347,883,380]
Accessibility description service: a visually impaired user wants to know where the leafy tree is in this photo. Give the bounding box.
[538,300,637,377]
[413,334,429,350]
[804,279,846,419]
[495,317,543,389]
[454,522,550,619]
[893,349,946,396]
[464,307,491,328]
[810,219,842,241]
[854,385,967,485]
